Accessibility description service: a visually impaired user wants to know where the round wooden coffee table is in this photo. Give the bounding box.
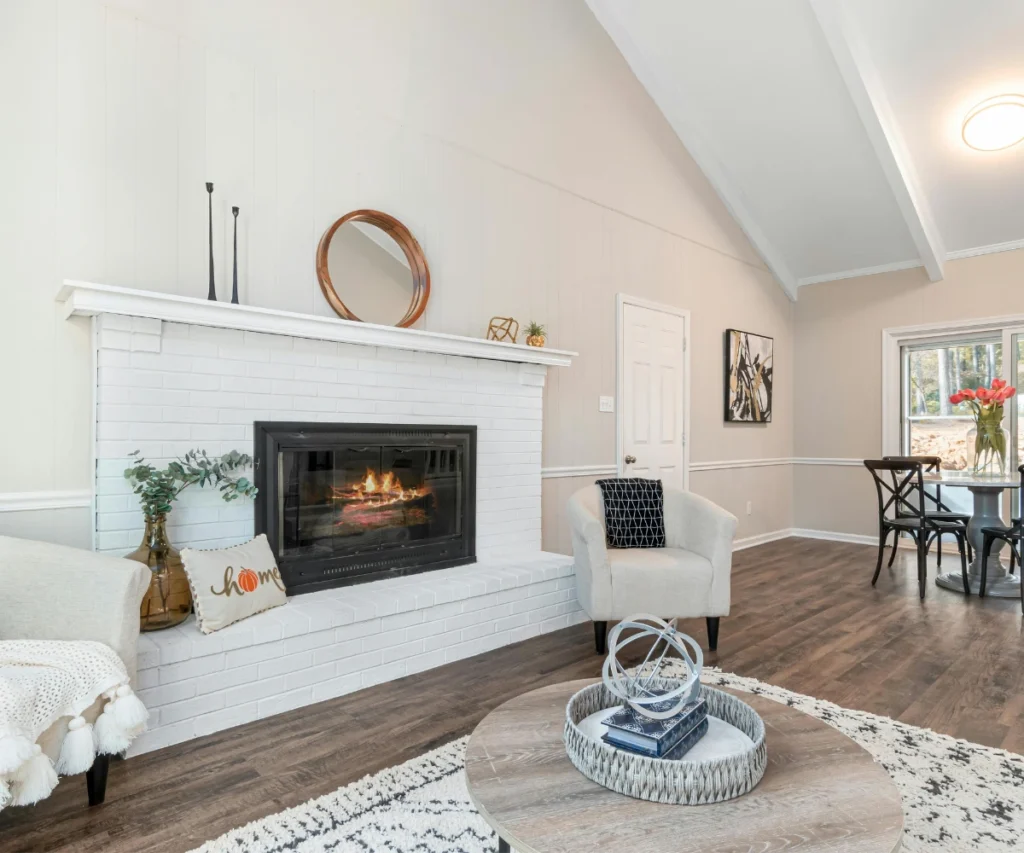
[465,680,903,853]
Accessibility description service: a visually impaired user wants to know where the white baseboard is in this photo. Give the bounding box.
[734,527,876,549]
[732,529,796,551]
[789,527,876,546]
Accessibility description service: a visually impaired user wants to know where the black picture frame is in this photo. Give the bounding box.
[724,329,773,423]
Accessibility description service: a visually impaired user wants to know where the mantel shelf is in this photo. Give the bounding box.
[57,281,575,368]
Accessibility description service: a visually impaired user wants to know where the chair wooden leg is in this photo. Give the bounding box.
[935,531,942,569]
[706,617,720,652]
[86,753,109,807]
[886,530,900,568]
[956,532,970,596]
[873,527,888,586]
[980,534,994,598]
[594,621,607,655]
[915,533,927,600]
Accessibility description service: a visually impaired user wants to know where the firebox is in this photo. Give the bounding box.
[254,422,476,595]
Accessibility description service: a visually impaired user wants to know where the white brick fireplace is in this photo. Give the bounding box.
[59,281,581,754]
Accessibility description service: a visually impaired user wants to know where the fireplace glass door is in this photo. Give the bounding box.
[279,444,464,558]
[255,423,476,594]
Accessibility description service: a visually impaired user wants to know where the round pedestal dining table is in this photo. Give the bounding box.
[924,470,1022,598]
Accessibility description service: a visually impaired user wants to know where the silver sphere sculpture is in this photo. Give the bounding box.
[601,614,703,720]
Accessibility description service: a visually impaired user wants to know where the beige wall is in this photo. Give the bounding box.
[794,249,1024,537]
[0,0,793,549]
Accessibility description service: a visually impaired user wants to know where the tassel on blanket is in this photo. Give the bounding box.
[56,716,95,776]
[10,744,58,806]
[0,735,34,776]
[95,686,148,755]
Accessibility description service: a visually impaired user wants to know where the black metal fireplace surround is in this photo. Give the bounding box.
[254,422,476,595]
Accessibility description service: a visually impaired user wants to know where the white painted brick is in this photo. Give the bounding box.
[194,664,258,695]
[257,650,313,679]
[193,702,259,737]
[335,619,380,642]
[137,680,197,708]
[336,650,382,676]
[158,653,226,684]
[311,638,363,666]
[406,619,446,642]
[362,629,407,652]
[312,673,363,702]
[225,642,286,669]
[406,649,447,674]
[160,692,225,725]
[381,610,424,631]
[258,687,313,719]
[285,661,336,691]
[361,661,406,687]
[225,675,287,705]
[381,639,424,664]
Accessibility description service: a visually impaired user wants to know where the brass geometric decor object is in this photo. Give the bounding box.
[487,316,519,343]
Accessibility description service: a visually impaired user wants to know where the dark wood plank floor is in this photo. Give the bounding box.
[3,537,1022,852]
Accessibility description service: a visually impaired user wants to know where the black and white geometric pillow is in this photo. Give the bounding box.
[596,478,666,549]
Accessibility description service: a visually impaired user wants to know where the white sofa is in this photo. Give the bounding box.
[0,535,149,805]
[567,484,738,653]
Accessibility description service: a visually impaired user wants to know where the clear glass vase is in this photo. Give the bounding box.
[127,515,193,631]
[967,422,1010,476]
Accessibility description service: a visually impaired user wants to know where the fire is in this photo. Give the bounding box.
[331,468,426,508]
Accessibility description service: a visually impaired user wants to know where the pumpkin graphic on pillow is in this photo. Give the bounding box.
[237,568,259,593]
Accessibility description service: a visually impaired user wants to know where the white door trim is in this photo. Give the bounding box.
[615,294,691,489]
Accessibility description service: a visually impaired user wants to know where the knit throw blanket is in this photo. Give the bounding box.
[0,640,148,810]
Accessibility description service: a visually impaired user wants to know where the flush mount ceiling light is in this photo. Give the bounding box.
[962,94,1024,151]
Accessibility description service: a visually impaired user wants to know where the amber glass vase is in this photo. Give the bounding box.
[128,515,193,631]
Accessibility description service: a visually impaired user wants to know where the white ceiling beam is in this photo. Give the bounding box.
[810,0,944,282]
[586,0,799,301]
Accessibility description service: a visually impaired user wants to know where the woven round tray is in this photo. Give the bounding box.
[564,679,767,805]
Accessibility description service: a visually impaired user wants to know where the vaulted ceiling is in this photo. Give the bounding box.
[587,0,1024,299]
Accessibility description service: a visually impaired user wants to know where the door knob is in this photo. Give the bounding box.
[624,455,636,464]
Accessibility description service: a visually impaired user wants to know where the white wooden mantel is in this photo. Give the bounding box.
[57,281,576,367]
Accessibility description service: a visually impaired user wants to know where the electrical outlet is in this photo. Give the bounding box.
[746,501,752,515]
[599,396,614,413]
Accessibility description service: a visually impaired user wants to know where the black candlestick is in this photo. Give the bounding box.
[206,182,216,301]
[231,206,240,304]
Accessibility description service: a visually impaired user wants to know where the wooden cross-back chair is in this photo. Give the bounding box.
[881,455,973,568]
[864,459,970,599]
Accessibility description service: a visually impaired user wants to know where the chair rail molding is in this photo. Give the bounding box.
[542,458,863,477]
[540,465,618,479]
[0,490,92,513]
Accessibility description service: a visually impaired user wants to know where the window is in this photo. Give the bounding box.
[902,337,1003,470]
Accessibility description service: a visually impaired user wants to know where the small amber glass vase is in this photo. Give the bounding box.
[128,515,193,632]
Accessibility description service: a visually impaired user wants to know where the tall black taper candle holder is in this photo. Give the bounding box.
[231,206,240,304]
[206,182,216,301]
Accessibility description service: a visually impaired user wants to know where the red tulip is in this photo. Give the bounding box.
[999,386,1017,401]
[977,388,992,402]
[950,392,965,404]
[961,388,977,399]
[993,378,1006,390]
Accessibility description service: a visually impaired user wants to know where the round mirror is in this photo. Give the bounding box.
[316,210,430,328]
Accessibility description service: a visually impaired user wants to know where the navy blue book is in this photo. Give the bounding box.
[602,695,706,756]
[603,712,708,758]
[658,717,709,761]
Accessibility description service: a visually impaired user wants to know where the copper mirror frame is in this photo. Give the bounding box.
[315,209,430,328]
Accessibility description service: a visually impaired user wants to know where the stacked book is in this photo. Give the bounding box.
[602,693,708,760]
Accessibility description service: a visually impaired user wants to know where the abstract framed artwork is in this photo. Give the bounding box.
[725,329,773,423]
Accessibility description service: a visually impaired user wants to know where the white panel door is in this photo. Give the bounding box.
[621,302,686,489]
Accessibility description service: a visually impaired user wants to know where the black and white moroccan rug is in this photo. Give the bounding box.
[190,666,1024,852]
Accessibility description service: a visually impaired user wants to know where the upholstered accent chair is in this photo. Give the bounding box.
[0,535,149,805]
[567,484,738,654]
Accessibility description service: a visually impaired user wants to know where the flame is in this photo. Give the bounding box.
[331,468,426,508]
